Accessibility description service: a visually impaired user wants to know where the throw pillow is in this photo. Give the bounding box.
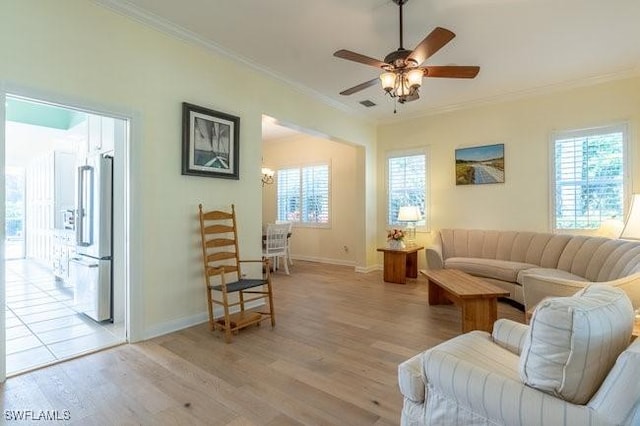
[519,284,633,404]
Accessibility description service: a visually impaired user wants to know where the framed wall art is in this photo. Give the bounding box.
[455,143,505,185]
[182,102,240,179]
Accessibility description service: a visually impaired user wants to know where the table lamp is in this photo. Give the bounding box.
[621,194,640,240]
[397,206,422,246]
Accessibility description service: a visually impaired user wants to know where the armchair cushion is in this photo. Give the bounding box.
[519,284,634,405]
[398,353,425,403]
[491,319,529,355]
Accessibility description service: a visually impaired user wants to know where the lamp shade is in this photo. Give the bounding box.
[406,68,424,88]
[380,72,396,91]
[621,194,640,240]
[598,218,624,239]
[397,206,422,222]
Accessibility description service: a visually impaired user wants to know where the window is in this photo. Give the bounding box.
[387,150,428,227]
[277,164,329,225]
[552,124,628,231]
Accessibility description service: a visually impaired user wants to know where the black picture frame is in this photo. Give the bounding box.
[182,102,240,179]
[455,143,505,185]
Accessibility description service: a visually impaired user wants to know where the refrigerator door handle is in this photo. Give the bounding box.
[76,165,94,247]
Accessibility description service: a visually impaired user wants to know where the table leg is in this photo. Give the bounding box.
[383,251,407,284]
[460,298,498,333]
[406,251,418,278]
[428,281,452,305]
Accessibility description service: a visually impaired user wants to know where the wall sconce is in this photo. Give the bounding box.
[261,167,275,186]
[397,206,422,245]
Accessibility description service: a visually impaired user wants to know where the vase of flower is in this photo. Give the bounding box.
[389,239,406,249]
[387,229,406,249]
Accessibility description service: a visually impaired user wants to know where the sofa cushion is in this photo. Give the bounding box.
[519,285,634,405]
[516,267,588,285]
[445,257,537,283]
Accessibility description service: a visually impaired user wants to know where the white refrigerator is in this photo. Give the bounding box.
[71,154,113,322]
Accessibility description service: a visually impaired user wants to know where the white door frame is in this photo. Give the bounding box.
[0,83,144,382]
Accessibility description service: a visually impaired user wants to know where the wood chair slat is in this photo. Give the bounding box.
[205,238,236,248]
[202,210,233,220]
[204,224,235,234]
[207,252,237,262]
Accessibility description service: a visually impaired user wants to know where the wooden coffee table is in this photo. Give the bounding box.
[420,268,510,333]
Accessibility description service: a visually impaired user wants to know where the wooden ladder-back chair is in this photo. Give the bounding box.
[198,203,275,343]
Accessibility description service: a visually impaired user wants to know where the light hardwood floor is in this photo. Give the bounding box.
[1,261,525,425]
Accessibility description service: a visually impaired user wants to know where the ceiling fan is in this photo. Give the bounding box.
[333,0,479,105]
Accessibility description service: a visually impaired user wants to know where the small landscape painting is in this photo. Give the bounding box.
[455,143,505,185]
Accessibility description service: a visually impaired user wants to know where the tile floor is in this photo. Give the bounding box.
[5,259,125,376]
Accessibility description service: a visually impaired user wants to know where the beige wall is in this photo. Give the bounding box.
[0,0,377,339]
[377,76,640,269]
[262,134,359,265]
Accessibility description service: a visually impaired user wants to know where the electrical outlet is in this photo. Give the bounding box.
[343,245,349,253]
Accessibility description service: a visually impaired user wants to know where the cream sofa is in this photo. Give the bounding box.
[398,285,640,426]
[425,229,640,310]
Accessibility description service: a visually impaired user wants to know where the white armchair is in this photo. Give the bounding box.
[399,286,640,426]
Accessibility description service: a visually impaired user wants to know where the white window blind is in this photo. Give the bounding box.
[387,152,427,226]
[553,125,627,230]
[277,164,329,225]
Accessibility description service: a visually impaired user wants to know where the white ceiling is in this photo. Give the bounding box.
[100,0,640,123]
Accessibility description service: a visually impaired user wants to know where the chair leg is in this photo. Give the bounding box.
[267,283,276,327]
[287,246,293,265]
[282,254,290,275]
[221,289,233,343]
[206,287,215,331]
[239,291,245,313]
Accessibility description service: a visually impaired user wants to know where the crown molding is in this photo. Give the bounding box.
[93,0,372,123]
[92,1,640,127]
[379,66,640,125]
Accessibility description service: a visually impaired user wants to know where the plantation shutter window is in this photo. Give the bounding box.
[387,152,427,227]
[552,125,627,230]
[277,164,330,225]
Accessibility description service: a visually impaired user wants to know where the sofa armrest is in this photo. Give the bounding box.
[398,353,425,403]
[522,273,640,312]
[491,319,529,355]
[425,241,444,270]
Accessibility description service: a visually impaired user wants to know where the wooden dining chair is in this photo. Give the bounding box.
[198,204,275,343]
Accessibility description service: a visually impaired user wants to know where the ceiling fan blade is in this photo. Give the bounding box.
[339,78,379,96]
[334,49,388,69]
[407,27,456,66]
[422,65,480,78]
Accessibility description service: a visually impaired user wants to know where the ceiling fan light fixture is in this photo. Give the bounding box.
[380,69,421,101]
[333,0,479,112]
[406,68,424,88]
[380,72,397,92]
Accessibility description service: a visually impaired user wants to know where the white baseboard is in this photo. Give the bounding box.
[292,255,356,267]
[355,264,382,273]
[292,256,381,273]
[143,300,265,340]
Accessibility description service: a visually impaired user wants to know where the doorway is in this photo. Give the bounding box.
[3,95,128,376]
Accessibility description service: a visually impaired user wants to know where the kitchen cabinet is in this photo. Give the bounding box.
[25,151,76,269]
[53,230,75,282]
[87,114,115,154]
